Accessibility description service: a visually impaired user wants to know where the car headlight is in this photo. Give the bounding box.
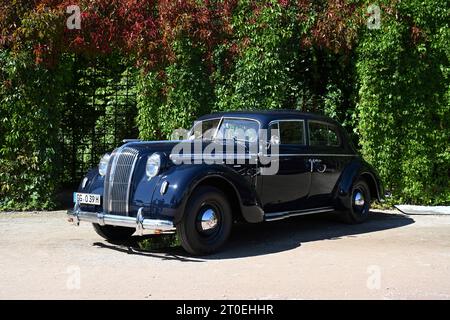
[146,153,161,179]
[98,153,110,176]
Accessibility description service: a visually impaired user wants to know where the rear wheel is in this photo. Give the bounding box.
[177,186,232,255]
[340,179,371,224]
[92,223,135,241]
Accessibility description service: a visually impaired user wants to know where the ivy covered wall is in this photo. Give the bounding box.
[356,0,449,204]
[0,0,449,209]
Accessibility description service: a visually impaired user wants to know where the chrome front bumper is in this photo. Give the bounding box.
[67,207,175,235]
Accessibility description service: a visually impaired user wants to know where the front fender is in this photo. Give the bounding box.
[80,168,104,193]
[75,167,105,212]
[149,164,264,225]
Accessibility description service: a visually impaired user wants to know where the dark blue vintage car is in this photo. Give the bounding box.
[68,110,383,255]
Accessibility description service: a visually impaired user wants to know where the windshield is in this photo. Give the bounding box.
[215,118,259,143]
[188,119,220,140]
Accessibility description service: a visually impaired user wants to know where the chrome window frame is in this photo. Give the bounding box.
[213,116,261,144]
[307,120,342,148]
[267,119,307,146]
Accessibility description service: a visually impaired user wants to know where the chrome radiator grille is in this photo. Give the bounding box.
[103,147,139,215]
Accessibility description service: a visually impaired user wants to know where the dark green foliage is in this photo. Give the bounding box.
[157,40,214,139]
[214,1,301,111]
[0,51,138,210]
[0,0,448,209]
[0,51,71,210]
[136,70,164,140]
[356,0,449,204]
[137,36,214,141]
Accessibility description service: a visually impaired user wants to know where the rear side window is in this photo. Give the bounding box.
[269,120,305,145]
[309,121,340,147]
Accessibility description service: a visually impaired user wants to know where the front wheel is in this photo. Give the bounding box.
[92,223,135,241]
[177,186,232,255]
[340,179,371,224]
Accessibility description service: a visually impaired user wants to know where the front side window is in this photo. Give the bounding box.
[216,118,259,143]
[269,120,305,145]
[309,121,340,147]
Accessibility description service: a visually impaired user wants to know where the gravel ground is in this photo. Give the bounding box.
[0,209,449,299]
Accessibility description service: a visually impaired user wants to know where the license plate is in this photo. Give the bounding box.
[73,192,101,205]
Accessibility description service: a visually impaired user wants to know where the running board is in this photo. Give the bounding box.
[264,207,335,222]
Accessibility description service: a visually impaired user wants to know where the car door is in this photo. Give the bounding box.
[259,119,311,213]
[306,120,351,207]
[213,117,260,188]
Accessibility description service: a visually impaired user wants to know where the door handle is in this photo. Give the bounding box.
[308,159,323,172]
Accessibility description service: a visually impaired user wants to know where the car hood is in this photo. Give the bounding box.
[124,140,184,156]
[122,139,255,158]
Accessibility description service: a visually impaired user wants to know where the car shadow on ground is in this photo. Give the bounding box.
[208,211,414,260]
[92,241,202,262]
[92,211,414,261]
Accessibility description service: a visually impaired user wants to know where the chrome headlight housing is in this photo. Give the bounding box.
[146,153,161,179]
[98,153,110,176]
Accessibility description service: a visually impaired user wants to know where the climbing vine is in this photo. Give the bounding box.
[0,0,448,209]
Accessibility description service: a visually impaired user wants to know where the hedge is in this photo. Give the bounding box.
[0,0,448,209]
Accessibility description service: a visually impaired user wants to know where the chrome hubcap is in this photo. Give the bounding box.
[200,208,218,231]
[354,191,365,206]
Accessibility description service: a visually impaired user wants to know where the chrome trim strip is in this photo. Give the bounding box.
[170,153,259,161]
[67,209,175,233]
[122,139,183,145]
[169,153,356,160]
[125,152,139,215]
[264,207,335,221]
[104,146,139,215]
[270,153,356,157]
[104,145,125,212]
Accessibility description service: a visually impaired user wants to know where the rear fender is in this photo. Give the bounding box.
[334,159,383,211]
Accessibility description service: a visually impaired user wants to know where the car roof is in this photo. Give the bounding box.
[196,110,340,126]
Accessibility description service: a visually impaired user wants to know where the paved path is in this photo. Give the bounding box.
[1,210,449,299]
